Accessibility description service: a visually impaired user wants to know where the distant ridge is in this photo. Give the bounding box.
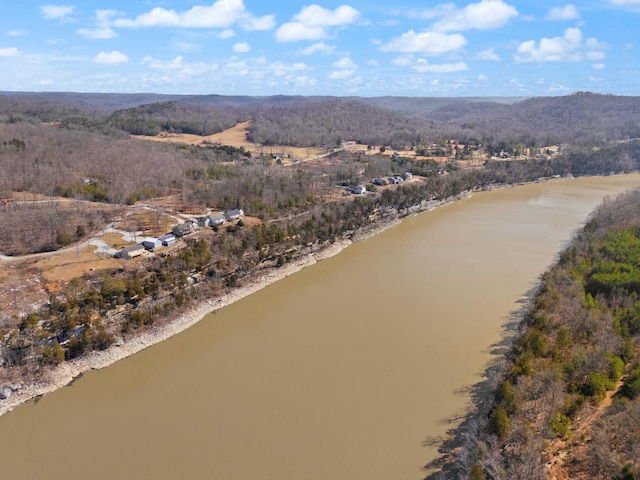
[0,91,527,114]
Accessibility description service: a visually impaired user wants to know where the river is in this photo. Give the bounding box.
[1,175,639,479]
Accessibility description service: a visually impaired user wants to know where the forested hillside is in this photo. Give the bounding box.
[2,92,640,256]
[2,91,640,150]
[428,188,640,479]
[2,91,640,461]
[107,101,246,136]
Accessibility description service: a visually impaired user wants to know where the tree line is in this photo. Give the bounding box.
[426,187,640,479]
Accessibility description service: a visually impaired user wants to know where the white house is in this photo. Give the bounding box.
[158,234,176,246]
[142,237,162,251]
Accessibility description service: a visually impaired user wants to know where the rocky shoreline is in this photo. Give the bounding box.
[0,238,353,417]
[0,191,471,418]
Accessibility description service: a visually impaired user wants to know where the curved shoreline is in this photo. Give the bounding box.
[0,184,556,417]
[0,238,356,417]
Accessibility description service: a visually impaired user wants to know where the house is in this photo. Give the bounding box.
[224,208,244,221]
[208,213,226,227]
[172,221,198,237]
[116,244,145,259]
[389,176,403,185]
[158,234,176,247]
[142,237,162,251]
[373,177,388,186]
[351,185,367,195]
[402,172,413,181]
[196,216,212,227]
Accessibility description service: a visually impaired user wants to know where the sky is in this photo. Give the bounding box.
[0,0,639,97]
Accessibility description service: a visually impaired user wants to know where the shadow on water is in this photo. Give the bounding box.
[422,284,539,479]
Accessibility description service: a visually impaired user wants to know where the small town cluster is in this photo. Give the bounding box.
[115,208,243,260]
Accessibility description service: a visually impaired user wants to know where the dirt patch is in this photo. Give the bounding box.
[116,209,175,237]
[545,379,625,480]
[100,232,132,250]
[37,246,121,283]
[134,121,325,163]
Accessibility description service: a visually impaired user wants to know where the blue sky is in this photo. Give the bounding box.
[0,0,639,97]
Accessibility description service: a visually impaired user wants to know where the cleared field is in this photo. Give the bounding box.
[37,245,121,283]
[134,121,325,164]
[116,209,176,237]
[101,232,132,250]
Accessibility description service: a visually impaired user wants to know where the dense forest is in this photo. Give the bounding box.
[4,90,640,148]
[426,188,640,479]
[2,91,640,475]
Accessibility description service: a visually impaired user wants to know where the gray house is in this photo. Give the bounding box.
[373,177,388,186]
[172,221,198,237]
[116,244,145,259]
[142,237,162,251]
[196,216,212,227]
[208,213,226,227]
[224,208,244,221]
[158,234,176,246]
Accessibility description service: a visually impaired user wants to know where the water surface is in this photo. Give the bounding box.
[1,175,639,479]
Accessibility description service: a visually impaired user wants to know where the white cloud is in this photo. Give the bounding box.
[329,56,357,79]
[333,57,356,69]
[270,61,308,77]
[142,56,185,70]
[233,42,250,53]
[589,76,603,82]
[6,30,27,37]
[40,4,76,22]
[275,4,360,42]
[113,0,274,31]
[477,74,488,81]
[407,4,454,21]
[329,69,356,79]
[275,23,325,42]
[586,37,607,50]
[0,47,18,57]
[244,14,276,31]
[78,28,116,39]
[34,79,54,86]
[219,29,235,39]
[515,27,585,62]
[476,48,500,61]
[392,55,414,67]
[587,51,606,60]
[433,0,518,32]
[143,56,220,78]
[381,30,467,56]
[94,50,128,64]
[78,9,118,39]
[414,59,468,73]
[546,5,580,20]
[300,42,336,55]
[592,63,606,70]
[610,0,640,5]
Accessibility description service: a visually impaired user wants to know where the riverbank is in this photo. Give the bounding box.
[0,239,356,417]
[0,183,569,417]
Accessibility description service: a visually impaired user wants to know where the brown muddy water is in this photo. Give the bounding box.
[1,175,640,480]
